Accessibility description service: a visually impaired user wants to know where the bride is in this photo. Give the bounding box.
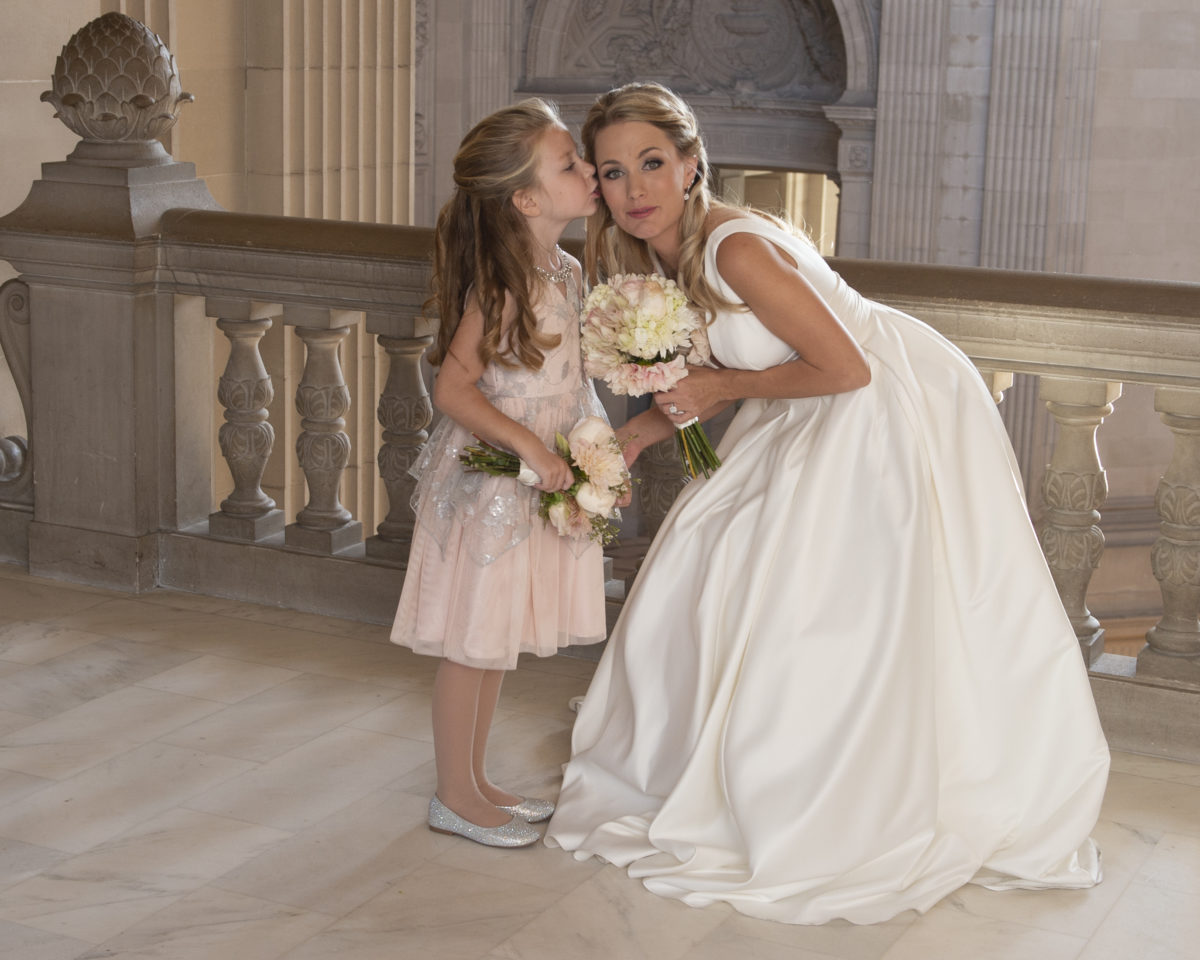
[543,83,1110,925]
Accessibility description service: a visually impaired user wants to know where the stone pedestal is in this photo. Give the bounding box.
[0,13,219,590]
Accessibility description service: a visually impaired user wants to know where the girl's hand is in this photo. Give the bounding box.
[520,444,575,493]
[655,366,724,424]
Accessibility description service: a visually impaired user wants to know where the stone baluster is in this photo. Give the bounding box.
[0,279,32,504]
[639,437,688,537]
[977,368,1014,405]
[208,299,284,541]
[1037,378,1121,664]
[1138,387,1200,684]
[284,308,363,553]
[367,329,434,563]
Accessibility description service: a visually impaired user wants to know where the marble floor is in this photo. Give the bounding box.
[0,563,1197,960]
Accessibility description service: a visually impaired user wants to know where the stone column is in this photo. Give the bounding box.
[1139,388,1200,684]
[245,0,414,222]
[284,309,364,554]
[869,0,946,262]
[1037,378,1121,663]
[208,300,285,541]
[822,105,876,258]
[368,328,433,563]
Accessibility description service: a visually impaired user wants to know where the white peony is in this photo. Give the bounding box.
[574,481,617,517]
[567,416,613,448]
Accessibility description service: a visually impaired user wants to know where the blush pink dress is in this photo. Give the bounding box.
[390,273,608,669]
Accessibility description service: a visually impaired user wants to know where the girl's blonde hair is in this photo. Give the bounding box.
[428,98,563,369]
[581,82,809,322]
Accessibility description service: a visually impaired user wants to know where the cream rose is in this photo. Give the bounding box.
[546,500,572,536]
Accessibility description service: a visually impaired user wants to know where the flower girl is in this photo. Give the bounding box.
[390,99,607,847]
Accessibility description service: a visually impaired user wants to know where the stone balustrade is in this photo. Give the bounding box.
[1,10,1199,765]
[6,204,1200,684]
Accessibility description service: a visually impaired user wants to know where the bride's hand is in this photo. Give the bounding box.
[615,422,645,468]
[656,366,722,424]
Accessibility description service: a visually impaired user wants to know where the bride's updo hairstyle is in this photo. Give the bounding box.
[581,82,732,321]
[429,97,563,370]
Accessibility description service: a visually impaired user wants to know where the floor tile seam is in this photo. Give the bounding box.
[0,822,87,857]
[131,674,301,707]
[876,911,1091,960]
[440,864,596,907]
[484,902,581,959]
[699,918,847,960]
[1104,763,1200,787]
[0,733,167,786]
[0,738,269,823]
[42,827,303,887]
[127,593,395,644]
[0,573,116,601]
[83,885,343,954]
[134,650,421,697]
[0,706,43,729]
[156,712,413,758]
[0,775,58,818]
[15,680,232,729]
[0,913,123,949]
[170,728,432,775]
[202,875,372,931]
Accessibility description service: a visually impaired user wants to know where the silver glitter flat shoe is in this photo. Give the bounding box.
[427,796,540,847]
[497,796,555,823]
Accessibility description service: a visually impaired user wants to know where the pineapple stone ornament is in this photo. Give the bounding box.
[0,11,219,238]
[41,12,194,165]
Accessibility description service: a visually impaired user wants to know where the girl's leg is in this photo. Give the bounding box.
[432,659,509,826]
[473,668,522,806]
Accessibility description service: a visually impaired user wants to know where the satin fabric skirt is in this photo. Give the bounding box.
[545,310,1109,925]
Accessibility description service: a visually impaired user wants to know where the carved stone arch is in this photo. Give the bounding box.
[520,0,865,175]
[827,0,879,105]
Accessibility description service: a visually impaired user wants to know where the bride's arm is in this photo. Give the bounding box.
[655,233,870,424]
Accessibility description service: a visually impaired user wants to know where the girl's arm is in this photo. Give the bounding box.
[434,294,574,492]
[654,232,870,424]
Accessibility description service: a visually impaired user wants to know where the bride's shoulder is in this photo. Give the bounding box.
[701,207,756,240]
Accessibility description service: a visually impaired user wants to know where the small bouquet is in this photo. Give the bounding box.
[580,273,720,478]
[459,416,630,546]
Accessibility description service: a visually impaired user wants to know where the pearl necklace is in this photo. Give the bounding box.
[533,246,572,284]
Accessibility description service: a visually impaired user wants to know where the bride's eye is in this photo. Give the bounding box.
[643,158,663,171]
[602,168,624,180]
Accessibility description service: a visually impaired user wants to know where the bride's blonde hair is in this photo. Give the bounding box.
[581,82,810,322]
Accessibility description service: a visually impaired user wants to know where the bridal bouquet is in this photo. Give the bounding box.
[459,416,630,546]
[580,274,721,478]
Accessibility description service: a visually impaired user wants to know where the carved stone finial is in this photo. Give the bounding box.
[40,12,193,144]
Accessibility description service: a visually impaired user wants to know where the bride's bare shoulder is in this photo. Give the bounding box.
[701,207,750,238]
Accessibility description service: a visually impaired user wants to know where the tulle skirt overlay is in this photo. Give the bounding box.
[390,282,610,669]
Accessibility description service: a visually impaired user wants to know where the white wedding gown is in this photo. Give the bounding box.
[544,217,1110,925]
